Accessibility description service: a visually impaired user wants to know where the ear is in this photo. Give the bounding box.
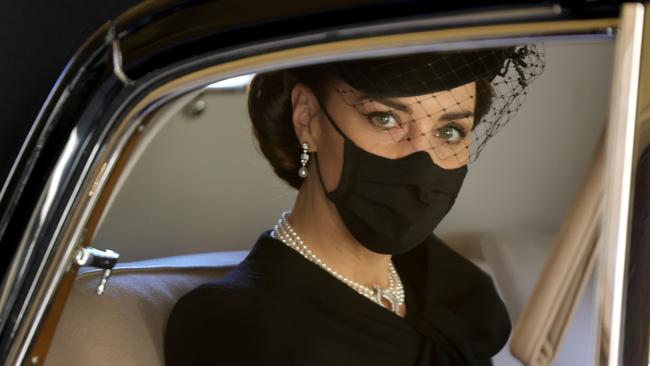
[291,83,321,152]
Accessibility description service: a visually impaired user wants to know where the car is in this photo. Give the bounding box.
[0,1,648,365]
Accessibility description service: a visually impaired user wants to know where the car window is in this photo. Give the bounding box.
[83,40,614,366]
[93,82,297,260]
[94,40,614,263]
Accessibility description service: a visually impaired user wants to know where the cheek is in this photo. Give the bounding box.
[428,150,469,170]
[427,134,472,169]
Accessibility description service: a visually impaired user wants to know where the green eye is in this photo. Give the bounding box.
[368,112,399,129]
[436,126,464,143]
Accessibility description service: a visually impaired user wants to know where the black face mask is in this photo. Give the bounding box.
[314,105,468,255]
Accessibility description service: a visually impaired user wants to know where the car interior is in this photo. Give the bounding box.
[37,38,618,366]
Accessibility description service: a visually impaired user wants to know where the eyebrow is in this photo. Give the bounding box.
[355,94,474,121]
[356,94,412,113]
[439,111,474,121]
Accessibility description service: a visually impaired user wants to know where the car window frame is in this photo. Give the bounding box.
[1,3,646,366]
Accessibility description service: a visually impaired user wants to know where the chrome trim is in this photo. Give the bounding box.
[326,4,564,38]
[0,46,86,331]
[76,250,249,277]
[106,22,133,87]
[1,13,618,366]
[74,246,120,295]
[619,3,650,365]
[597,3,645,366]
[3,129,91,365]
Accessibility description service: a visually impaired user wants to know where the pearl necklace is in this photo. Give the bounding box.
[271,211,405,315]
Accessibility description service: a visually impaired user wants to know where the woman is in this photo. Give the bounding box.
[164,45,544,365]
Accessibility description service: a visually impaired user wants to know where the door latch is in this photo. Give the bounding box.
[74,247,120,295]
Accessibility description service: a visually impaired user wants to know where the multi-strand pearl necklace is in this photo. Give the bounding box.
[271,211,405,315]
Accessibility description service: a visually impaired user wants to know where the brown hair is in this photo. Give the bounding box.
[247,66,494,190]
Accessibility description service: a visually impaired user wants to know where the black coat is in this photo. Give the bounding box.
[164,231,510,366]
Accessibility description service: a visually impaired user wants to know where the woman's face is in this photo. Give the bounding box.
[313,79,476,191]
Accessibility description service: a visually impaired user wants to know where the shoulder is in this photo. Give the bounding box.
[425,234,505,313]
[167,280,252,326]
[423,235,495,289]
[164,267,289,365]
[397,235,511,358]
[428,235,511,357]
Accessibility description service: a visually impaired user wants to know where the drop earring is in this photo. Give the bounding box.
[298,142,310,178]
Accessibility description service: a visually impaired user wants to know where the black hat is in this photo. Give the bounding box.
[334,47,521,97]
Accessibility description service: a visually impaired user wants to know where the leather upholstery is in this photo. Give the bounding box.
[45,251,247,366]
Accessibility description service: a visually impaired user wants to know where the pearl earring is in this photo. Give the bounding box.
[298,142,310,178]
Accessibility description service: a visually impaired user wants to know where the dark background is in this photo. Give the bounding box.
[0,0,142,191]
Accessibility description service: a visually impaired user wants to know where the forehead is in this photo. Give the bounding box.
[331,79,477,114]
[407,82,476,107]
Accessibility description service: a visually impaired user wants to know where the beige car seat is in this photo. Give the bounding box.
[45,251,248,366]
